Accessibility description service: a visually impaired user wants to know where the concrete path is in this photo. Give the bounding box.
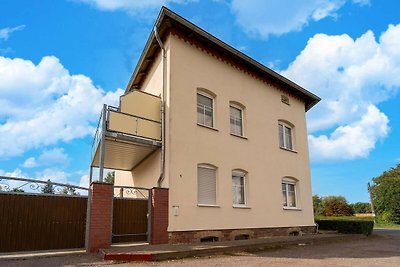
[101,233,360,261]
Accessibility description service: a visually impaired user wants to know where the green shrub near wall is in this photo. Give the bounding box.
[315,219,374,236]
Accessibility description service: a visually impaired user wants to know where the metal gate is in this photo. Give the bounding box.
[112,186,151,243]
[0,176,88,252]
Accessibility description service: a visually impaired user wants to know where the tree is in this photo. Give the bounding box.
[313,195,323,215]
[41,180,55,194]
[351,202,372,214]
[11,188,25,193]
[370,164,400,224]
[60,186,79,196]
[104,171,115,184]
[321,196,354,216]
[312,195,354,217]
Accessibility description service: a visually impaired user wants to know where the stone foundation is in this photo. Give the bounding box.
[168,225,316,244]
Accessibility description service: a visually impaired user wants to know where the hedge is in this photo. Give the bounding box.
[315,219,374,236]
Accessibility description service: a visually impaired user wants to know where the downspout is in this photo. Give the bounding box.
[154,26,166,188]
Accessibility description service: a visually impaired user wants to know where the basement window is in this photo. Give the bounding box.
[234,234,249,240]
[200,236,219,242]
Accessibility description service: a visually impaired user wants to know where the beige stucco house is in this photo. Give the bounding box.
[90,7,320,243]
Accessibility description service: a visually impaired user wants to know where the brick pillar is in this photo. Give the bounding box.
[86,182,113,253]
[151,187,169,244]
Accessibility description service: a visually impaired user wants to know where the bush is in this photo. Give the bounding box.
[316,219,374,236]
[351,202,372,214]
[322,196,354,216]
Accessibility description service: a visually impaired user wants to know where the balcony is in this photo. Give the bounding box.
[91,90,161,172]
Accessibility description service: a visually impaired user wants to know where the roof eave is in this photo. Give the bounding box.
[125,7,320,111]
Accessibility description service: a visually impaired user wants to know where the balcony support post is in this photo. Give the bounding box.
[89,165,93,184]
[98,104,107,182]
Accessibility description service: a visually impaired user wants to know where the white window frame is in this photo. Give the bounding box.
[230,103,244,137]
[232,170,247,207]
[282,178,298,209]
[278,121,294,150]
[197,91,215,128]
[197,164,218,207]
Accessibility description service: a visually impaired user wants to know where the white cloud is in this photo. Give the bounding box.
[230,0,344,38]
[0,56,123,158]
[282,24,400,161]
[38,148,69,166]
[21,148,69,168]
[230,0,369,38]
[352,0,370,6]
[77,0,195,13]
[0,168,28,178]
[79,174,90,188]
[308,105,389,160]
[22,157,37,168]
[36,168,69,184]
[0,25,25,41]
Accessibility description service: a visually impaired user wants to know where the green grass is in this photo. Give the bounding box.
[315,215,400,229]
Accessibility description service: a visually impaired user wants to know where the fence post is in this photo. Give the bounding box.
[86,181,113,253]
[150,187,169,244]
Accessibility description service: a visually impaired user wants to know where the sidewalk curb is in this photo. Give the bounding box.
[0,249,86,261]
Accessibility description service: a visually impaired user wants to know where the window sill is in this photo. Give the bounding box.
[197,123,219,131]
[283,207,302,211]
[233,205,251,209]
[279,146,298,153]
[230,133,248,140]
[197,204,220,208]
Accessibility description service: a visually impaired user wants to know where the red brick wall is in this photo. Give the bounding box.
[168,225,316,244]
[86,182,113,253]
[151,187,169,244]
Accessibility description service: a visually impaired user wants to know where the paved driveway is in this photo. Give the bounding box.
[1,229,400,267]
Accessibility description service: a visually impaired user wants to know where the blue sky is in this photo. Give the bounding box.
[1,0,399,203]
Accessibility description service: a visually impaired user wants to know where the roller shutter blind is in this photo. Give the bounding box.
[197,166,216,205]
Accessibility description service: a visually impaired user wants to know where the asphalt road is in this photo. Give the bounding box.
[1,229,400,267]
[374,228,400,236]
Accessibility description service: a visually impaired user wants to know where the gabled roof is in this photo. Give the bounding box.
[126,7,320,111]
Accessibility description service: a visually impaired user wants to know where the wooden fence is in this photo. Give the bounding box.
[0,193,87,252]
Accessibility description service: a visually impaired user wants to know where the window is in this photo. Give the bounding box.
[230,104,243,136]
[232,170,246,206]
[282,178,297,208]
[278,121,293,150]
[197,164,217,205]
[281,95,290,105]
[197,92,214,127]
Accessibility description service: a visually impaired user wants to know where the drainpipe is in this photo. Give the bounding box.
[154,26,166,188]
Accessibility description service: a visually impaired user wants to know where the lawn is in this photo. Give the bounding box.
[315,215,400,229]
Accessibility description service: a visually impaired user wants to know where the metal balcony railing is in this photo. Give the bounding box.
[91,105,162,163]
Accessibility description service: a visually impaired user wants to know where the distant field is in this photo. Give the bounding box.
[315,215,400,229]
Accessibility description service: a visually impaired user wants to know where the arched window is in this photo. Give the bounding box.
[197,164,217,205]
[230,102,245,136]
[197,89,216,127]
[282,177,298,208]
[232,169,247,206]
[278,120,294,150]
